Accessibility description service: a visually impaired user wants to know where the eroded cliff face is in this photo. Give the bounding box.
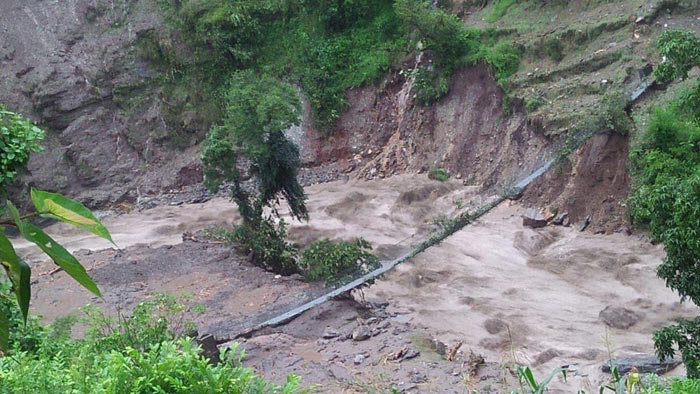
[0,0,206,207]
[300,63,630,232]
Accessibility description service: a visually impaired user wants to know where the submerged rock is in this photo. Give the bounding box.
[599,306,643,329]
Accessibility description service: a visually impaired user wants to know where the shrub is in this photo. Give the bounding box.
[654,29,700,84]
[0,293,301,393]
[629,51,700,377]
[299,238,380,284]
[233,217,300,275]
[81,292,204,353]
[413,65,450,105]
[428,167,450,182]
[543,37,564,62]
[524,96,545,113]
[0,104,44,188]
[600,89,634,135]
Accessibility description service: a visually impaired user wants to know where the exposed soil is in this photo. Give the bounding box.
[29,241,327,341]
[522,132,631,234]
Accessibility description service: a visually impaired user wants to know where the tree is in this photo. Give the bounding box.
[0,106,113,354]
[201,71,308,274]
[631,29,700,378]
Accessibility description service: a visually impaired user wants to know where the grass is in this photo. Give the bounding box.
[486,0,516,23]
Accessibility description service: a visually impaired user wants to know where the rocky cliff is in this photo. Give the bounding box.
[0,0,205,207]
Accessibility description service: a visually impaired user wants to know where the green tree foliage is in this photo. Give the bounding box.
[299,238,380,284]
[0,105,44,187]
[232,217,300,275]
[0,108,112,354]
[201,71,307,274]
[157,0,519,129]
[629,29,700,378]
[654,29,700,84]
[202,71,308,224]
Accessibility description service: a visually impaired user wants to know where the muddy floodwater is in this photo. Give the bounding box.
[19,174,698,393]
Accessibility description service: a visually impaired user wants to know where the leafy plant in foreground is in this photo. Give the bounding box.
[0,107,113,354]
[0,293,302,393]
[509,365,567,394]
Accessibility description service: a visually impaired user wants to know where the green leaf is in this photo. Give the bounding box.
[8,201,101,297]
[0,230,30,322]
[0,305,8,353]
[30,188,115,245]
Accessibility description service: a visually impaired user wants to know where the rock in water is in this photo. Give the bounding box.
[603,356,681,374]
[576,215,591,231]
[523,208,547,228]
[599,306,643,329]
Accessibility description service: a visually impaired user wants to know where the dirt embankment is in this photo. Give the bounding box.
[522,132,630,234]
[298,61,633,232]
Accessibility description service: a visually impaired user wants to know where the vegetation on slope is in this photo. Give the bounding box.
[629,29,700,378]
[154,0,520,131]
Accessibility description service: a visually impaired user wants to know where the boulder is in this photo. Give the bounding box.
[576,215,591,232]
[523,208,547,228]
[322,327,340,339]
[552,212,569,226]
[353,354,365,365]
[352,325,371,341]
[603,356,681,374]
[599,306,643,329]
[543,208,557,222]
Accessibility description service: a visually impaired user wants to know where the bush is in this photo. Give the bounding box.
[0,293,301,393]
[654,29,700,84]
[543,37,564,62]
[600,89,634,135]
[524,96,545,113]
[233,217,300,276]
[428,167,450,182]
[413,65,450,105]
[0,104,44,188]
[629,80,700,377]
[299,238,380,284]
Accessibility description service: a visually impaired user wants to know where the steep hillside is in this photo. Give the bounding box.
[0,0,698,233]
[0,0,209,207]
